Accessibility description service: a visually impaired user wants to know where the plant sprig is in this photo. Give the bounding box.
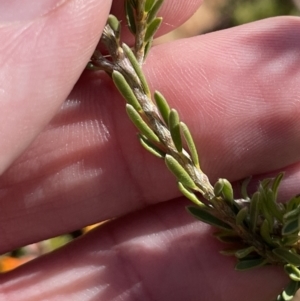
[89,1,300,300]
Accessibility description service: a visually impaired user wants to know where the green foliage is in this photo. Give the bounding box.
[169,109,182,152]
[231,0,298,26]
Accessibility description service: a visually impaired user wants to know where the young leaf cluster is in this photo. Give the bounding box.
[125,0,163,63]
[89,1,300,300]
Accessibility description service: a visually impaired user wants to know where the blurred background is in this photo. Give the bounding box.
[1,0,299,273]
[156,0,300,43]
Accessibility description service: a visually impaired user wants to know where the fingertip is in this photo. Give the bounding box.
[0,0,112,174]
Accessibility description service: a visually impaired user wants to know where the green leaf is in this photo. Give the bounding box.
[147,0,164,24]
[125,0,136,34]
[126,104,160,143]
[281,234,299,247]
[259,186,274,231]
[221,179,234,204]
[235,246,256,259]
[214,230,241,244]
[236,207,248,225]
[122,44,150,97]
[260,219,276,246]
[264,188,284,222]
[273,248,300,266]
[154,91,170,125]
[240,176,251,200]
[145,0,156,12]
[216,236,241,244]
[249,191,260,232]
[220,249,241,256]
[286,194,300,212]
[281,280,300,300]
[180,122,200,168]
[144,17,162,43]
[107,15,120,34]
[187,206,232,230]
[272,173,284,200]
[284,205,300,222]
[165,155,197,190]
[178,182,203,206]
[235,257,267,271]
[213,179,234,204]
[112,71,142,111]
[260,178,272,189]
[282,218,300,236]
[214,179,224,197]
[169,109,182,152]
[139,135,164,158]
[284,264,300,282]
[143,40,152,60]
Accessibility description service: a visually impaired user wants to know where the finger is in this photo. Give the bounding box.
[1,17,300,252]
[0,0,112,174]
[0,199,287,301]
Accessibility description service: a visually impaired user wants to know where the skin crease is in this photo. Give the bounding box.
[0,0,300,300]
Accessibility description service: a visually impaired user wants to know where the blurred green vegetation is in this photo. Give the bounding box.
[228,0,299,26]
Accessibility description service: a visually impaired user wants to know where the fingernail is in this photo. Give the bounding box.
[1,0,68,23]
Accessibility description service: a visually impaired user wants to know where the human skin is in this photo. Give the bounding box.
[0,0,300,300]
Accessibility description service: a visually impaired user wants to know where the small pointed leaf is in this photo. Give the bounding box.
[107,15,120,33]
[282,234,299,247]
[214,232,241,244]
[282,218,300,236]
[169,109,182,152]
[220,249,241,256]
[272,173,284,200]
[144,17,162,43]
[178,182,203,206]
[139,135,164,158]
[249,191,260,232]
[154,91,170,125]
[180,122,200,168]
[147,0,164,23]
[236,207,248,225]
[264,188,284,222]
[187,206,232,230]
[125,0,136,34]
[122,44,150,96]
[284,264,300,282]
[281,280,300,300]
[126,104,160,143]
[165,155,197,190]
[260,219,276,246]
[240,176,251,200]
[235,246,256,259]
[259,187,274,231]
[145,0,156,12]
[143,40,152,61]
[235,257,267,271]
[273,248,300,266]
[112,71,142,111]
[214,179,224,198]
[286,195,300,212]
[284,206,300,222]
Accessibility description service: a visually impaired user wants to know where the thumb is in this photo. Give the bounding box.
[0,0,111,174]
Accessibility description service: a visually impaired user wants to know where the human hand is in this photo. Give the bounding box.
[0,1,300,300]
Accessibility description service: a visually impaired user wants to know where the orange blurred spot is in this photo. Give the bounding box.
[0,256,34,272]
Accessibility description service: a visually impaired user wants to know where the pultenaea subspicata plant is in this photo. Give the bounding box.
[88,1,300,300]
